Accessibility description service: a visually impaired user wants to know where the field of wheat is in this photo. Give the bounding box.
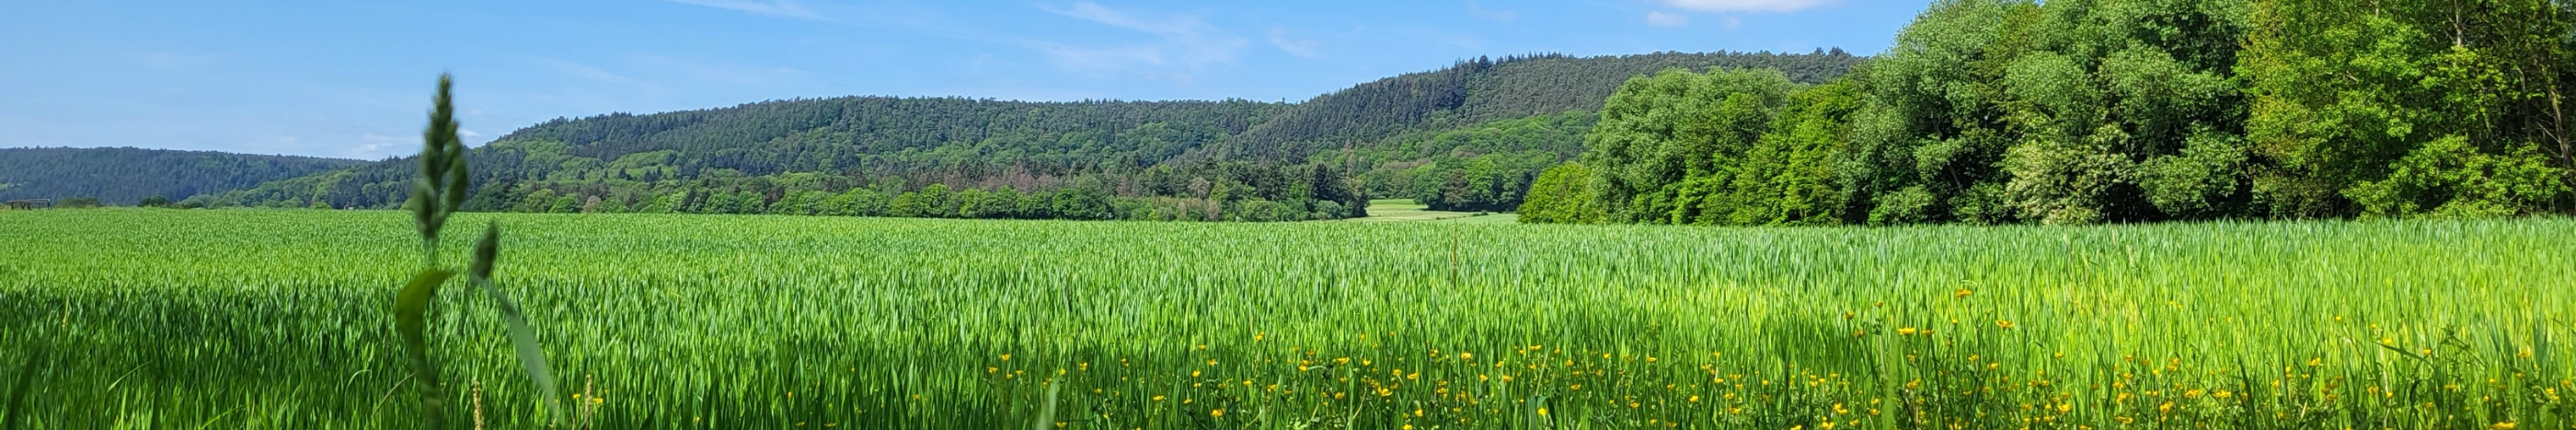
[1,208,2570,429]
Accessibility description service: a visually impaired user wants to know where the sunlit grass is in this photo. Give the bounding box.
[1,208,2570,428]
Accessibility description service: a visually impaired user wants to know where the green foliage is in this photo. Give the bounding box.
[1513,162,1600,224]
[1841,0,2259,225]
[1354,112,1593,212]
[1206,52,1864,162]
[200,52,1859,223]
[1719,77,1868,227]
[1580,67,1796,223]
[2244,0,2575,218]
[2346,136,2570,217]
[0,147,362,204]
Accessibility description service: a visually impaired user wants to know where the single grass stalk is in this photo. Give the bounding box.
[467,223,565,424]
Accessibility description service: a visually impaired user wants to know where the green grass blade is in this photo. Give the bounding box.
[470,222,566,425]
[473,276,565,424]
[2,340,46,430]
[395,269,454,428]
[1033,376,1060,430]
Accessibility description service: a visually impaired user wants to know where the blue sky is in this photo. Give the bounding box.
[0,0,1931,159]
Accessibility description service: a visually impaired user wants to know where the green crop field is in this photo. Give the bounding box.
[2,208,2571,429]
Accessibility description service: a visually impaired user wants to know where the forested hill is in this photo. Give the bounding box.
[0,147,363,205]
[1190,51,1862,163]
[201,50,1863,221]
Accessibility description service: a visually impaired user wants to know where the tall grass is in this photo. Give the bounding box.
[0,209,2569,428]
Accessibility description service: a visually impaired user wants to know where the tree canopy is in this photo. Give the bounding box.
[1528,0,2576,226]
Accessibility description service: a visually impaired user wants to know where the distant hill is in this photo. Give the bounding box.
[0,147,363,205]
[205,50,1865,219]
[203,98,1294,211]
[1190,50,1861,162]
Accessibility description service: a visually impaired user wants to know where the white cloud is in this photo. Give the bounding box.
[459,129,483,138]
[1658,0,1836,13]
[1268,28,1325,59]
[1646,11,1689,27]
[1038,2,1246,71]
[1034,43,1167,72]
[1465,1,1518,21]
[1724,17,1743,30]
[350,134,398,159]
[658,0,824,20]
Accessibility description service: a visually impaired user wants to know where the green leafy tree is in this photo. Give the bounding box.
[1579,67,1795,223]
[2243,0,2573,217]
[1723,77,1869,226]
[1516,162,1601,224]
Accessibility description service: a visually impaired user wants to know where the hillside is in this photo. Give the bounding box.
[207,50,1864,220]
[0,147,363,205]
[1195,50,1862,163]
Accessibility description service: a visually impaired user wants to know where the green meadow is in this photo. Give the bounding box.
[2,208,2570,428]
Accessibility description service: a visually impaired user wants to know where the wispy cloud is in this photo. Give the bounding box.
[1465,1,1518,21]
[1646,11,1689,27]
[135,51,218,69]
[526,57,656,89]
[658,0,824,20]
[350,134,398,159]
[1031,43,1167,72]
[1268,28,1325,59]
[1037,2,1246,71]
[1658,0,1837,13]
[631,55,808,86]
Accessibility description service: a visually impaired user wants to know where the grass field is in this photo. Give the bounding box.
[2,208,2572,428]
[1342,199,1518,224]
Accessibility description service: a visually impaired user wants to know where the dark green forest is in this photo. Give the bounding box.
[192,51,1861,221]
[1522,0,2576,225]
[0,147,362,206]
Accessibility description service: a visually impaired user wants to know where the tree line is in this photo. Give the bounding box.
[197,52,1861,222]
[1523,0,2575,225]
[0,147,362,205]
